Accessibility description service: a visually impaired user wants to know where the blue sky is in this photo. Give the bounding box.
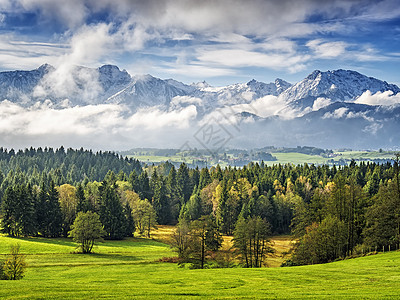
[0,0,399,86]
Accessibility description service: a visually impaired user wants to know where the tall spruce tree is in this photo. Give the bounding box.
[124,202,135,237]
[46,181,63,237]
[152,176,171,224]
[76,184,91,213]
[99,179,126,239]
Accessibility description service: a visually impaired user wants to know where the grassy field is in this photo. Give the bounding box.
[1,231,400,299]
[267,153,328,165]
[127,150,396,167]
[335,151,395,160]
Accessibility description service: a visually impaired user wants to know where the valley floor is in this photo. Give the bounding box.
[0,231,399,299]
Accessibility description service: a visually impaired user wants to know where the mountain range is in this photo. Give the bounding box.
[0,64,399,150]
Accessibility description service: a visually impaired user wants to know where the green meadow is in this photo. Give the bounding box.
[128,150,396,167]
[1,234,400,299]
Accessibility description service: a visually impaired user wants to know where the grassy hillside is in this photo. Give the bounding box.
[128,150,396,167]
[1,234,400,299]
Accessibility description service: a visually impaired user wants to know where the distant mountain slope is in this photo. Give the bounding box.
[0,64,294,111]
[1,64,398,113]
[280,69,400,110]
[1,64,400,149]
[0,64,53,104]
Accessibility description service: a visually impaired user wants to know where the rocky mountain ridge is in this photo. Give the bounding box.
[2,64,397,115]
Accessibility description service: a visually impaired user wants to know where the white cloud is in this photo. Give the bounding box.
[7,0,367,38]
[0,0,396,80]
[312,97,332,111]
[362,122,383,135]
[0,100,198,149]
[126,105,197,130]
[34,65,103,103]
[306,39,388,62]
[0,101,123,135]
[157,63,236,78]
[196,48,309,73]
[17,0,89,29]
[171,96,203,107]
[0,35,67,70]
[64,23,115,65]
[200,94,298,126]
[346,111,374,122]
[0,100,197,136]
[321,106,377,121]
[31,23,117,101]
[354,90,400,106]
[233,95,290,118]
[322,107,349,119]
[306,39,347,58]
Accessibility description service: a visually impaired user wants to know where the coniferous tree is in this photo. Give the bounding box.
[152,176,171,224]
[99,178,126,240]
[215,182,232,234]
[1,184,36,237]
[177,163,191,203]
[36,182,48,236]
[0,186,18,236]
[76,184,91,213]
[46,181,63,237]
[22,184,37,236]
[128,171,139,193]
[166,165,182,223]
[124,202,135,237]
[364,179,400,249]
[138,171,151,200]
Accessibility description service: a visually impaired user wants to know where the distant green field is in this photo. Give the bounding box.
[335,151,395,160]
[1,234,400,299]
[127,154,197,164]
[128,151,396,167]
[267,152,328,165]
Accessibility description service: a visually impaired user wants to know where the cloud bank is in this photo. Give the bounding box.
[0,100,198,150]
[354,90,400,106]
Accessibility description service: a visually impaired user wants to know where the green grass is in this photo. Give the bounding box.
[1,234,400,299]
[128,151,396,167]
[268,153,328,165]
[335,151,396,160]
[268,151,396,166]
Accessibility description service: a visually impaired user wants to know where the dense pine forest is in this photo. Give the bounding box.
[1,147,399,267]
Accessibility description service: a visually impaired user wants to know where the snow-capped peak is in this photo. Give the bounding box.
[281,69,400,107]
[192,81,211,89]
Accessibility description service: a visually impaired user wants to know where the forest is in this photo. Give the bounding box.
[0,146,399,267]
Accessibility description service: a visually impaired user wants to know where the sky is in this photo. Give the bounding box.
[0,0,399,86]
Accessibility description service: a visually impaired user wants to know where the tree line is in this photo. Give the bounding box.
[0,147,399,267]
[0,146,142,189]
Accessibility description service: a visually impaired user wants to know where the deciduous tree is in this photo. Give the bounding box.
[68,211,106,254]
[233,216,273,268]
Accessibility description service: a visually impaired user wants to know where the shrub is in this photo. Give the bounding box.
[2,244,26,280]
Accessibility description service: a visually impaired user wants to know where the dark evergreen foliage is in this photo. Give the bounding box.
[98,178,126,240]
[0,146,142,186]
